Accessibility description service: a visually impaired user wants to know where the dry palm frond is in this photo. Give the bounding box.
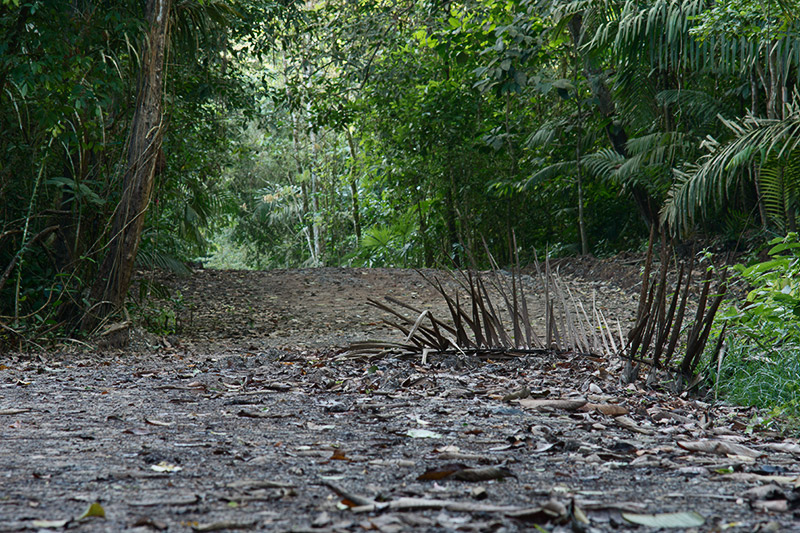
[344,246,607,362]
[621,228,728,390]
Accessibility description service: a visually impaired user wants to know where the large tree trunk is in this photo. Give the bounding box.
[84,0,171,330]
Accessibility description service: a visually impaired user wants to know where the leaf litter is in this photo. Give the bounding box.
[1,266,798,531]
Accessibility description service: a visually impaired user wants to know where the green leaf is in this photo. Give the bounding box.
[768,242,800,255]
[76,502,105,520]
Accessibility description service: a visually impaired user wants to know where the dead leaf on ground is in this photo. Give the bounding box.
[506,499,568,524]
[150,461,182,473]
[351,496,523,514]
[743,484,785,501]
[622,511,705,528]
[417,463,469,481]
[406,429,443,439]
[226,479,295,490]
[678,439,763,458]
[502,387,530,402]
[236,409,270,419]
[0,408,31,415]
[763,442,800,455]
[130,494,200,506]
[614,416,655,435]
[144,417,173,426]
[328,449,349,461]
[191,520,258,532]
[751,500,789,512]
[132,517,168,530]
[516,398,587,411]
[722,473,800,486]
[452,466,515,482]
[31,518,71,529]
[582,403,628,416]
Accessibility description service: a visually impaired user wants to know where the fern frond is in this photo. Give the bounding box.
[136,248,193,277]
[583,148,625,180]
[521,161,576,190]
[662,103,800,232]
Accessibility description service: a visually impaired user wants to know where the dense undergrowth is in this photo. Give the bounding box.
[708,234,800,431]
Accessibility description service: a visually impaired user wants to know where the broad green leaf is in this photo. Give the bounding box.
[76,502,105,520]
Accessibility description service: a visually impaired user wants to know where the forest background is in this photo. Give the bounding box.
[2,1,800,416]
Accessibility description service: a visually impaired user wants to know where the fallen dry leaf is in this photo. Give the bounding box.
[622,511,705,528]
[417,463,469,481]
[583,403,628,416]
[751,500,789,512]
[0,408,31,416]
[406,428,443,439]
[677,439,763,458]
[614,416,654,435]
[192,519,258,532]
[516,398,587,411]
[452,466,515,482]
[150,461,182,473]
[144,418,173,427]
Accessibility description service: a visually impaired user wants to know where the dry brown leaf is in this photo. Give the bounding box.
[742,484,785,501]
[506,499,568,523]
[502,387,530,402]
[329,449,349,461]
[417,463,469,481]
[144,418,173,427]
[750,500,789,513]
[582,403,628,416]
[236,409,270,419]
[225,479,295,490]
[614,416,655,435]
[517,398,587,411]
[192,520,258,532]
[721,473,800,486]
[763,442,800,455]
[130,494,199,507]
[0,408,31,415]
[677,440,763,459]
[451,466,514,482]
[351,497,523,514]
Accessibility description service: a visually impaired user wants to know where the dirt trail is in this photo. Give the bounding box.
[1,266,796,532]
[148,267,639,352]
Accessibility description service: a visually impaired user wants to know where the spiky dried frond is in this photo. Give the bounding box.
[346,251,615,361]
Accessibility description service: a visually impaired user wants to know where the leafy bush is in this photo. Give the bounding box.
[712,233,800,424]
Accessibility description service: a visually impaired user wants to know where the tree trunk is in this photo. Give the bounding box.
[567,13,658,229]
[84,0,171,330]
[573,30,589,256]
[309,128,323,265]
[416,194,434,267]
[345,129,362,243]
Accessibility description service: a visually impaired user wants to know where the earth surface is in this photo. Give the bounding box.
[1,262,798,532]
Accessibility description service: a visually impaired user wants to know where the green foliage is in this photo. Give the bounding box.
[5,0,800,355]
[0,0,286,337]
[712,234,800,421]
[664,107,800,232]
[130,282,187,336]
